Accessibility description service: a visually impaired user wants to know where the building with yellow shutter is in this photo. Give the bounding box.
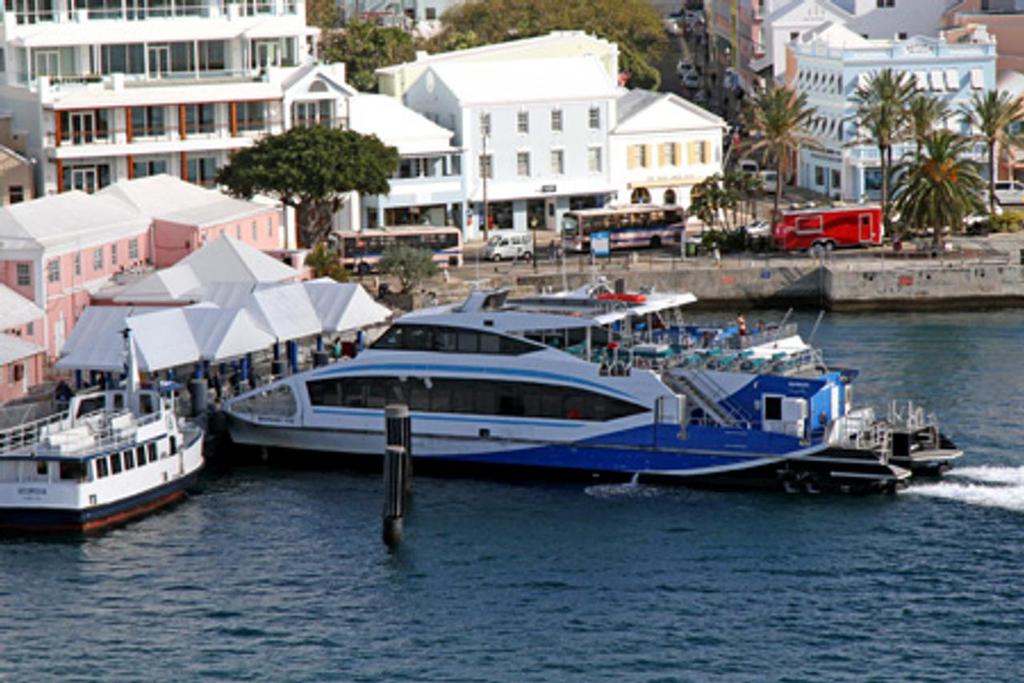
[610,90,726,211]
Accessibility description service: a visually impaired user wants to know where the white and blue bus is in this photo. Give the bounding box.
[561,205,686,253]
[339,226,463,274]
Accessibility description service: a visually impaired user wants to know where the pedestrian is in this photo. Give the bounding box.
[713,245,721,267]
[332,337,342,359]
[210,372,223,402]
[55,380,74,405]
[736,313,748,336]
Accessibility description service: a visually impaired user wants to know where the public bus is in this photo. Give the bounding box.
[561,205,686,252]
[337,226,464,273]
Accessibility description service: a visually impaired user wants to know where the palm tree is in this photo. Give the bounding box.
[851,69,916,230]
[961,90,1024,215]
[892,131,985,250]
[907,94,948,160]
[743,84,817,224]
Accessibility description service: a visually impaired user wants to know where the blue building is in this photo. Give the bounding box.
[787,23,997,202]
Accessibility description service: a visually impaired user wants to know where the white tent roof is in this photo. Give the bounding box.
[174,235,298,286]
[200,281,262,309]
[114,235,296,304]
[245,282,322,341]
[183,305,277,361]
[0,333,44,365]
[55,306,163,372]
[0,285,44,331]
[127,308,203,371]
[303,279,392,334]
[114,266,203,304]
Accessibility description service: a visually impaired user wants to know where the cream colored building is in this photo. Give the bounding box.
[610,90,725,209]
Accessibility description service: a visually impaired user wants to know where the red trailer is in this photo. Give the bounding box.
[774,206,883,252]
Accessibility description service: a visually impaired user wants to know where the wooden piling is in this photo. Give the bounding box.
[382,404,412,546]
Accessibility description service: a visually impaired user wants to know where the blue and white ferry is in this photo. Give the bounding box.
[225,285,930,493]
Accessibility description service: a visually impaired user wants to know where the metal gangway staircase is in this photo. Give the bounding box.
[663,371,750,428]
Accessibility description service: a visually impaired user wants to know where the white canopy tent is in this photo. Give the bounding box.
[245,282,322,342]
[55,306,163,372]
[183,305,277,362]
[303,279,392,334]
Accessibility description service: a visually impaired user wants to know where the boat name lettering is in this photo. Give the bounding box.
[18,487,47,496]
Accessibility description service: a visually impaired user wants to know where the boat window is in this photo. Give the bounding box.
[123,450,135,470]
[170,436,177,455]
[139,393,156,415]
[764,396,782,421]
[372,324,541,356]
[307,376,648,421]
[95,457,109,479]
[147,442,158,462]
[76,395,106,418]
[136,445,146,466]
[110,454,122,475]
[36,460,48,476]
[113,393,125,411]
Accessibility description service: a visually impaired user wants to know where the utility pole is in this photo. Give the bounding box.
[481,132,490,243]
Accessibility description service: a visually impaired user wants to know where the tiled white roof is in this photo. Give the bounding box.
[348,94,455,154]
[0,333,44,366]
[99,174,274,228]
[428,56,618,105]
[0,191,149,254]
[0,285,44,331]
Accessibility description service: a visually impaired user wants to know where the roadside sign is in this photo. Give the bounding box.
[592,231,611,257]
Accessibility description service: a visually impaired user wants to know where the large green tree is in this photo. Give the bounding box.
[961,89,1024,215]
[743,84,817,224]
[892,131,985,249]
[851,69,915,230]
[322,21,417,92]
[217,126,400,248]
[432,0,667,88]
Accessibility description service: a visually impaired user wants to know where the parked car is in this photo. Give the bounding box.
[759,170,778,193]
[484,231,533,261]
[994,180,1024,206]
[738,158,759,175]
[742,219,772,239]
[681,71,700,89]
[676,60,696,78]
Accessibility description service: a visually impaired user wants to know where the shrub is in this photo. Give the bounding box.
[378,245,439,293]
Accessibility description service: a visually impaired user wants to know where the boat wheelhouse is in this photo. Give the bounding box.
[226,286,920,493]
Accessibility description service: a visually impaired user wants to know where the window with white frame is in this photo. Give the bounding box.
[517,151,531,176]
[479,154,493,179]
[587,146,602,172]
[550,149,564,175]
[93,248,104,271]
[479,112,491,136]
[73,253,81,276]
[47,258,60,283]
[588,107,600,130]
[128,238,139,260]
[111,243,118,266]
[517,110,529,134]
[551,108,563,132]
[16,264,30,287]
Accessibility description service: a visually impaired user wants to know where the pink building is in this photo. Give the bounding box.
[0,285,46,403]
[0,175,282,367]
[97,175,283,268]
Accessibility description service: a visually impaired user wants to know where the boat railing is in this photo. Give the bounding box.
[827,416,891,453]
[228,384,298,424]
[0,409,70,456]
[887,399,932,430]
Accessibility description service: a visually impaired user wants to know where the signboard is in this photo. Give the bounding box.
[540,184,557,193]
[591,231,611,257]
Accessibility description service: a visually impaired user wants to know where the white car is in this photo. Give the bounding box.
[681,72,700,89]
[994,180,1024,206]
[676,60,696,78]
[743,219,772,239]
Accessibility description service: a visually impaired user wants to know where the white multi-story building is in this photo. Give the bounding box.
[0,0,327,195]
[403,55,621,237]
[788,22,996,201]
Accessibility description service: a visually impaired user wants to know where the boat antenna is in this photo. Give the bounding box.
[778,307,794,329]
[808,309,826,343]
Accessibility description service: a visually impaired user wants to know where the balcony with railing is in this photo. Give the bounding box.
[2,0,302,26]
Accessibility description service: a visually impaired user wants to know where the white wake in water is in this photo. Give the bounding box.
[906,466,1024,514]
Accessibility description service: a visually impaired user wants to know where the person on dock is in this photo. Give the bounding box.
[737,314,748,336]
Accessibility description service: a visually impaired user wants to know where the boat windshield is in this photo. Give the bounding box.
[230,384,297,420]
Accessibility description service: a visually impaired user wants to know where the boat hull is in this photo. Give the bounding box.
[227,417,905,494]
[0,431,204,534]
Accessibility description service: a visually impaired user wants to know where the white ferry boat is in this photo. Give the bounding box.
[225,286,914,493]
[0,337,203,533]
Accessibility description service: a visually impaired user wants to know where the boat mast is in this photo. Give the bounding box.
[122,327,141,414]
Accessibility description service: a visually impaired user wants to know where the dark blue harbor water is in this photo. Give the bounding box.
[3,311,1024,682]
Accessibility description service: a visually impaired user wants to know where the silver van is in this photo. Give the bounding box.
[484,231,534,261]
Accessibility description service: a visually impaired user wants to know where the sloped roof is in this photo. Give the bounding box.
[427,56,618,105]
[797,20,872,49]
[55,306,163,372]
[113,266,203,304]
[183,305,277,361]
[0,333,44,366]
[175,235,298,285]
[128,307,203,371]
[303,279,392,333]
[244,281,321,341]
[614,89,726,131]
[348,94,455,154]
[0,191,149,254]
[99,174,275,228]
[0,285,44,331]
